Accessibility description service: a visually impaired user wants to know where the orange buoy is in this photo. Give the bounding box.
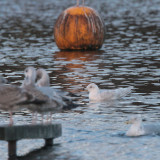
[54,6,105,50]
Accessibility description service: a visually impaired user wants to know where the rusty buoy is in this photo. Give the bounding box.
[54,6,105,50]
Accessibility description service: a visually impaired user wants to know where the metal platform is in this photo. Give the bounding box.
[0,124,62,160]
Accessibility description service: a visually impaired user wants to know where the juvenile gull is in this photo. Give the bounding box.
[0,77,34,125]
[22,67,63,123]
[126,115,160,136]
[36,68,78,110]
[86,83,133,102]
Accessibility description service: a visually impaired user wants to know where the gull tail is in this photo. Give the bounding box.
[115,86,133,99]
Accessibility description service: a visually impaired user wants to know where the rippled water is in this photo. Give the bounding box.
[0,0,160,159]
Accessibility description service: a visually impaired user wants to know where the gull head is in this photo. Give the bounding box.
[36,68,45,80]
[86,83,99,92]
[36,68,50,87]
[126,114,142,125]
[23,67,36,86]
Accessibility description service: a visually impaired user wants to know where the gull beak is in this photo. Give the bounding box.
[83,87,87,91]
[83,85,88,91]
[125,120,131,124]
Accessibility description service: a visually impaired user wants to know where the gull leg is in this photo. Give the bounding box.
[41,114,44,124]
[46,113,50,124]
[32,112,35,124]
[9,111,13,126]
[49,112,52,123]
[32,112,38,124]
[35,112,38,122]
[45,113,52,124]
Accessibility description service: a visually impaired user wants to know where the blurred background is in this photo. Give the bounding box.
[0,0,160,159]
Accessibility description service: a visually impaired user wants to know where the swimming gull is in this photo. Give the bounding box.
[126,115,160,136]
[86,83,133,102]
[22,67,63,123]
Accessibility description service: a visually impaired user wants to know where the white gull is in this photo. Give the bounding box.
[86,83,133,102]
[126,115,160,136]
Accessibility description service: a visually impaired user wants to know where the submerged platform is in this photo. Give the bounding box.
[0,124,62,160]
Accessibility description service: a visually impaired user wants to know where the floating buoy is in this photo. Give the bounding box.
[54,6,105,50]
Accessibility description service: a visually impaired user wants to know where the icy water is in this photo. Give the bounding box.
[0,0,160,159]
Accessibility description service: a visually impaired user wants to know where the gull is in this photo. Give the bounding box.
[36,68,66,107]
[36,68,78,110]
[0,76,34,125]
[126,115,160,136]
[22,67,63,123]
[86,83,133,102]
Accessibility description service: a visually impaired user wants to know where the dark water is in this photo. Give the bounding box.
[0,0,160,159]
